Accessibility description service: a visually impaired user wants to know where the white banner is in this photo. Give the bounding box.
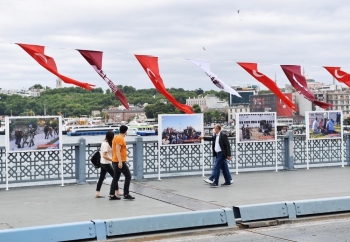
[189,59,241,98]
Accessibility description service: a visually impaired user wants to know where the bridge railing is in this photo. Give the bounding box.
[1,132,349,186]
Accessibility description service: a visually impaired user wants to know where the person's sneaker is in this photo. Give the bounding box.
[204,178,213,184]
[230,180,233,184]
[124,194,135,200]
[221,182,232,186]
[210,183,219,188]
[109,195,121,200]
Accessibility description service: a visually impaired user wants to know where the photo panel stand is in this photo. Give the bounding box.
[235,112,278,174]
[4,116,64,190]
[305,111,344,170]
[157,114,204,180]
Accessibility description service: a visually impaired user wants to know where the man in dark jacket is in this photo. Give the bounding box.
[199,124,232,188]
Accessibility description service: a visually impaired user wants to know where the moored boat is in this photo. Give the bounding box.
[127,120,156,136]
[67,125,120,136]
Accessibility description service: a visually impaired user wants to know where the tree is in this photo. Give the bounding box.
[30,84,44,90]
[195,88,204,95]
[192,104,202,113]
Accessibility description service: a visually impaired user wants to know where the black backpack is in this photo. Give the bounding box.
[90,149,101,169]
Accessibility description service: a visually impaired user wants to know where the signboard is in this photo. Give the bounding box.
[236,112,277,143]
[6,116,62,153]
[305,111,342,140]
[158,114,203,146]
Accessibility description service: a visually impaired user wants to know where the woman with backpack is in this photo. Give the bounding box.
[95,130,121,198]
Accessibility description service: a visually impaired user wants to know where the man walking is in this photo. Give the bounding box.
[199,124,232,188]
[109,125,135,200]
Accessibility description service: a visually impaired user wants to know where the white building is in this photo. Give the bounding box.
[227,105,250,123]
[186,94,228,111]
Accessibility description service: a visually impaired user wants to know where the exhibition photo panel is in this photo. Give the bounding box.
[306,111,342,140]
[236,112,277,143]
[159,114,203,146]
[6,116,62,153]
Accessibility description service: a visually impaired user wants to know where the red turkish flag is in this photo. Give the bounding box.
[237,62,298,111]
[323,67,350,87]
[281,65,333,109]
[276,93,294,116]
[135,55,193,114]
[17,43,95,90]
[77,50,129,109]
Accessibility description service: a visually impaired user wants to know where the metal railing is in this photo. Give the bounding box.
[1,132,349,186]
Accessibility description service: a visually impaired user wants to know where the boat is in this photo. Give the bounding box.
[127,120,156,136]
[67,124,120,136]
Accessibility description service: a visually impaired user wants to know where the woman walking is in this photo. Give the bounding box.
[95,130,121,198]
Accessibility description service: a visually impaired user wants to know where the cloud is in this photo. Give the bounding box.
[1,0,350,91]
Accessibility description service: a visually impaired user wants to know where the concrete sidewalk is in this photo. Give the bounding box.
[0,166,349,230]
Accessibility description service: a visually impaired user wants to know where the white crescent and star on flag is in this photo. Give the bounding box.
[334,69,345,79]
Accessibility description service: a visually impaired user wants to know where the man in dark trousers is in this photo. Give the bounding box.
[199,124,232,188]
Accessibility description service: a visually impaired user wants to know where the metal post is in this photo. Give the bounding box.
[283,131,294,170]
[346,134,350,166]
[75,138,87,184]
[133,136,144,180]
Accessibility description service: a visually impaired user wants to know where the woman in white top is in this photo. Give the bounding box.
[95,130,121,198]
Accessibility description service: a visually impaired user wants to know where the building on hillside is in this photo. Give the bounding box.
[106,107,146,122]
[0,88,42,97]
[227,105,250,123]
[228,84,259,106]
[325,90,350,117]
[56,78,63,88]
[186,94,228,111]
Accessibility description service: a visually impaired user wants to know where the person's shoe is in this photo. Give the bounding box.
[210,183,219,188]
[230,180,233,184]
[221,182,232,186]
[109,195,121,200]
[204,178,213,184]
[124,194,135,200]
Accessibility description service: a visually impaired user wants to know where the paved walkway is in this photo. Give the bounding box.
[0,166,349,230]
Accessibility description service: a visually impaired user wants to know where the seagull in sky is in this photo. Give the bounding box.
[237,10,240,14]
[203,47,206,50]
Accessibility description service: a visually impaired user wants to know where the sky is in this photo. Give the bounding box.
[1,0,350,92]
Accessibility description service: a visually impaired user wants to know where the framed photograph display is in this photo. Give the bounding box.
[305,111,342,140]
[158,114,203,146]
[5,116,62,153]
[236,112,277,143]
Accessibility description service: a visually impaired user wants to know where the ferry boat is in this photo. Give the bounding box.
[67,125,119,136]
[127,120,156,136]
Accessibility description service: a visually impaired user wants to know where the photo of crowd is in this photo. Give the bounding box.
[306,111,342,140]
[159,114,203,145]
[7,116,61,152]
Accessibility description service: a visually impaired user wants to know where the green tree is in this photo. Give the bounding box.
[192,104,202,113]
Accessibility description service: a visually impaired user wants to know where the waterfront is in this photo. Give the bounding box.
[0,134,157,147]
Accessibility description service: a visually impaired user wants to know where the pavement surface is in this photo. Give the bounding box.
[0,166,349,231]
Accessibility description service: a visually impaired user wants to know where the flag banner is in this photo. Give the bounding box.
[135,55,193,114]
[189,59,241,98]
[17,43,95,90]
[77,50,129,109]
[323,67,350,87]
[237,62,298,111]
[281,65,333,109]
[276,93,294,116]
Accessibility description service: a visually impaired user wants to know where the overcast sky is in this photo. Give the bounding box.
[1,0,349,92]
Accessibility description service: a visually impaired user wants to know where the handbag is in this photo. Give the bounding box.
[90,149,101,169]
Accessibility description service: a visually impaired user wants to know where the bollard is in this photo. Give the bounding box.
[75,138,87,184]
[283,131,295,170]
[133,136,144,180]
